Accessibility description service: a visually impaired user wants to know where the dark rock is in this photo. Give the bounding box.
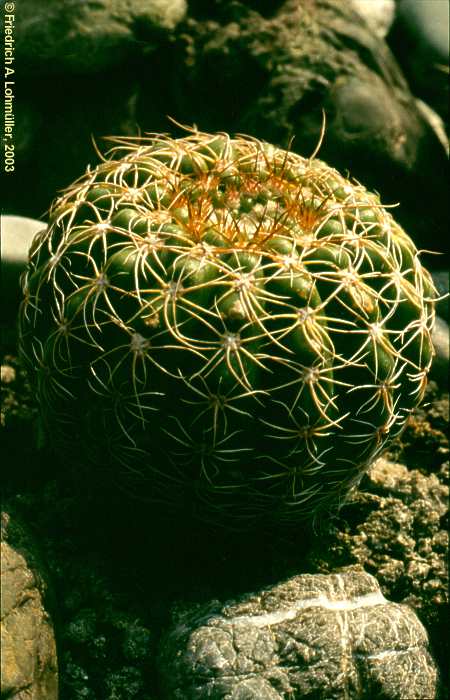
[1,510,58,700]
[152,0,448,261]
[1,483,156,700]
[15,0,187,74]
[4,1,187,219]
[159,569,437,699]
[3,69,140,219]
[390,381,449,475]
[388,0,449,121]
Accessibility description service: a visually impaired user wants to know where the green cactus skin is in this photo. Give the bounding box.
[18,130,436,528]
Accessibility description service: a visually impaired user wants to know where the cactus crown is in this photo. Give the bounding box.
[19,129,436,527]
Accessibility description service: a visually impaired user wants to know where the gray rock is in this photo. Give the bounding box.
[1,215,45,322]
[397,0,449,62]
[1,511,58,700]
[351,0,396,38]
[431,271,449,321]
[430,315,449,387]
[389,0,449,120]
[15,0,187,74]
[159,569,437,699]
[415,99,449,157]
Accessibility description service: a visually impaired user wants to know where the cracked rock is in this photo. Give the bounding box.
[158,569,437,699]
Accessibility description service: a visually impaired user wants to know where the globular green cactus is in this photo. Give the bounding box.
[19,129,436,527]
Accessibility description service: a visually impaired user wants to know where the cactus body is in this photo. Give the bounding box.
[19,131,436,527]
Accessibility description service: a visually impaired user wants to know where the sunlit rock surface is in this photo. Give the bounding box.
[159,569,437,699]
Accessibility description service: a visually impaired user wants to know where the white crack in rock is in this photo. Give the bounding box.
[159,569,437,699]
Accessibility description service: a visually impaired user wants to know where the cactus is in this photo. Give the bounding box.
[18,129,436,527]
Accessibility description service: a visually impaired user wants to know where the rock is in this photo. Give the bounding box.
[395,0,449,65]
[6,0,448,260]
[351,0,396,38]
[388,0,449,120]
[307,445,449,699]
[430,316,449,388]
[158,0,448,259]
[1,331,447,696]
[6,1,188,218]
[4,70,140,220]
[159,569,437,699]
[431,270,449,321]
[2,482,155,700]
[15,0,187,74]
[366,458,447,517]
[1,215,45,322]
[415,99,449,157]
[1,511,58,700]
